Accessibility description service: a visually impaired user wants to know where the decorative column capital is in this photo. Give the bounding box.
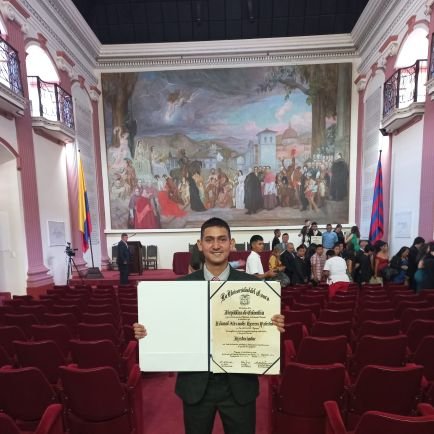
[56,51,75,79]
[89,85,101,102]
[0,0,30,34]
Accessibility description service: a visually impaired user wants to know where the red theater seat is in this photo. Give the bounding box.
[272,362,346,434]
[59,364,143,434]
[324,400,434,434]
[0,367,58,431]
[295,335,349,365]
[0,404,64,434]
[346,364,424,429]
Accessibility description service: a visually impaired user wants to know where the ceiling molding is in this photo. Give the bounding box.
[352,0,425,75]
[97,34,357,70]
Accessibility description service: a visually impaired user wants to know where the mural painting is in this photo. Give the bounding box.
[102,64,351,229]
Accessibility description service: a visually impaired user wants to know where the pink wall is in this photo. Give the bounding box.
[419,19,434,241]
[6,19,53,289]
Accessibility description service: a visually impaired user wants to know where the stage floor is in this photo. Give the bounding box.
[69,269,180,286]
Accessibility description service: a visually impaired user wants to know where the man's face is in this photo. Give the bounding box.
[276,230,281,238]
[312,224,318,231]
[134,188,140,196]
[333,245,340,256]
[326,224,332,232]
[287,243,295,253]
[360,240,368,250]
[316,247,324,256]
[282,234,289,243]
[251,240,264,253]
[198,226,231,267]
[297,247,306,258]
[122,235,128,242]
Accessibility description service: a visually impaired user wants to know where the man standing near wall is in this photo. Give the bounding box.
[117,233,131,285]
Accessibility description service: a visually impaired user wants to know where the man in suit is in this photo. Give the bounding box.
[289,245,309,284]
[117,233,131,285]
[134,217,284,434]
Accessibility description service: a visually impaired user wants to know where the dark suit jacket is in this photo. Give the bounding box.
[289,255,309,284]
[116,241,131,265]
[281,250,296,279]
[175,267,260,405]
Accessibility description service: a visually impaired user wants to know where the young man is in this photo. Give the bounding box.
[277,233,289,252]
[116,233,131,285]
[322,223,338,249]
[307,221,322,244]
[323,249,350,297]
[134,218,284,434]
[281,242,296,283]
[289,245,309,284]
[298,219,311,245]
[272,229,281,250]
[353,245,374,285]
[246,235,277,279]
[310,244,326,283]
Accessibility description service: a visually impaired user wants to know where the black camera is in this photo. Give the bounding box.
[65,242,78,257]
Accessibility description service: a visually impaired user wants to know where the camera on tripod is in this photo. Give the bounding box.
[65,242,78,257]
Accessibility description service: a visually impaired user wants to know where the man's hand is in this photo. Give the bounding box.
[271,314,285,333]
[133,323,147,340]
[265,269,277,278]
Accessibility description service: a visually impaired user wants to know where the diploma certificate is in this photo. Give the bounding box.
[210,281,281,375]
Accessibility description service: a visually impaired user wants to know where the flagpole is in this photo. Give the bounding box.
[89,234,95,268]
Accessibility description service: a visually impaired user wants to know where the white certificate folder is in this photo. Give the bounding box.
[137,280,280,373]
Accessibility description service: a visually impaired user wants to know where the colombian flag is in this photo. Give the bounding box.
[78,153,92,252]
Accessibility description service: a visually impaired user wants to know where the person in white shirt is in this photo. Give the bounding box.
[246,235,277,279]
[323,249,350,297]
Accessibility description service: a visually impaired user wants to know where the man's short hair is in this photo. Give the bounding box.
[364,245,374,253]
[311,221,318,226]
[315,244,323,249]
[200,218,231,240]
[282,232,289,237]
[296,245,306,251]
[326,249,335,258]
[250,234,263,246]
[274,229,280,235]
[334,242,341,248]
[304,219,309,224]
[121,233,128,237]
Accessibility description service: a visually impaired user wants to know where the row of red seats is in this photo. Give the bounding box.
[0,363,142,434]
[271,362,434,434]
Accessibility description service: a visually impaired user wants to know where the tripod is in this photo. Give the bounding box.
[66,254,84,284]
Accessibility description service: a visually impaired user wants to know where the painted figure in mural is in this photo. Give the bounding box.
[263,168,277,210]
[150,146,169,177]
[110,127,132,169]
[165,175,184,205]
[157,178,187,218]
[235,170,245,209]
[188,174,207,211]
[205,175,218,209]
[121,158,137,196]
[305,173,319,212]
[330,153,349,201]
[244,167,263,215]
[133,140,152,178]
[178,176,190,206]
[128,187,142,228]
[111,176,128,200]
[134,190,160,229]
[192,170,205,203]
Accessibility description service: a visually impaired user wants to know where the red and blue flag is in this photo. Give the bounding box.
[369,153,384,243]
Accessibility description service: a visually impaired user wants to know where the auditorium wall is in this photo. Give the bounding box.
[389,120,423,255]
[33,135,72,285]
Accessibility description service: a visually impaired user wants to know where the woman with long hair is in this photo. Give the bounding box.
[420,241,434,291]
[345,226,361,252]
[414,243,429,292]
[374,241,389,282]
[390,246,410,284]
